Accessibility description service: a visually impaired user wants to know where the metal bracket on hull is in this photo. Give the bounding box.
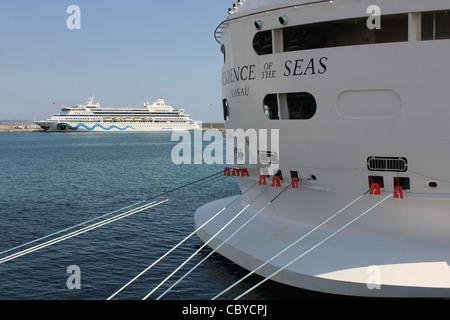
[259,175,266,185]
[369,183,403,199]
[370,183,381,195]
[272,176,281,187]
[224,167,250,177]
[394,186,404,199]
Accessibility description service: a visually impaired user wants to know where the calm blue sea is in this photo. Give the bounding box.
[0,132,321,301]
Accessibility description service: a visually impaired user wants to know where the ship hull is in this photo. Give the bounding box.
[34,120,199,132]
[194,186,450,298]
[195,0,450,298]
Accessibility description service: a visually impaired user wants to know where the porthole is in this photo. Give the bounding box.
[279,15,288,26]
[428,181,438,188]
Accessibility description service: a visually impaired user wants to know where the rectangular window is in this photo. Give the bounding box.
[282,14,408,52]
[263,93,317,120]
[286,93,317,120]
[375,14,408,43]
[422,12,434,40]
[436,11,450,39]
[422,10,450,40]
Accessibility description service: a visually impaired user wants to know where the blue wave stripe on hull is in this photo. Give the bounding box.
[57,123,136,131]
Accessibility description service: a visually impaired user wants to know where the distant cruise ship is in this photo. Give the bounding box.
[35,97,200,132]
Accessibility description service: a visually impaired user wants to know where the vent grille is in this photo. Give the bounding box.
[367,156,407,172]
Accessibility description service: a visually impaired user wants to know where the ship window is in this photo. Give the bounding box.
[221,44,226,63]
[283,13,408,52]
[253,30,273,55]
[263,92,317,120]
[436,11,450,39]
[286,92,316,119]
[263,94,279,119]
[223,99,230,120]
[422,10,450,40]
[421,13,433,40]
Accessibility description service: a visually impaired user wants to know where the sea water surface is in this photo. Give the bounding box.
[0,132,321,300]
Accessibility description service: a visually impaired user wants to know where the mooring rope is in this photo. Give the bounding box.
[234,189,399,300]
[0,170,223,261]
[141,184,272,300]
[212,186,376,300]
[0,199,168,265]
[0,200,146,257]
[106,179,259,300]
[156,183,292,300]
[151,170,224,199]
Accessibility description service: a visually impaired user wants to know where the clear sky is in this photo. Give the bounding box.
[0,0,233,122]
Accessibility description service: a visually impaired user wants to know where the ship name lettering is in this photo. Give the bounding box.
[261,70,276,79]
[231,87,250,97]
[222,65,256,86]
[284,57,328,76]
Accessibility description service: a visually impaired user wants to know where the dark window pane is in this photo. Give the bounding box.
[283,14,408,52]
[287,92,317,120]
[263,94,278,119]
[253,30,273,55]
[436,11,450,39]
[422,12,435,40]
[222,99,230,120]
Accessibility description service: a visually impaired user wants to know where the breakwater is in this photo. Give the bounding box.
[0,125,43,132]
